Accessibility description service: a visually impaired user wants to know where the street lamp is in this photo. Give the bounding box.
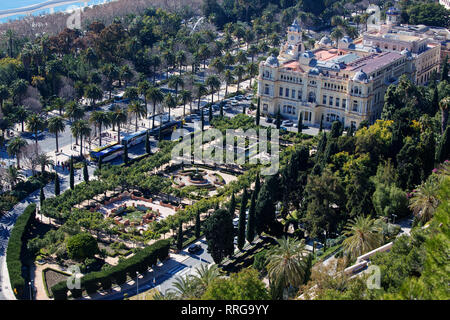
[136,271,139,295]
[28,280,33,300]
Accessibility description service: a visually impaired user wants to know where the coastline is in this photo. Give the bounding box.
[0,0,114,22]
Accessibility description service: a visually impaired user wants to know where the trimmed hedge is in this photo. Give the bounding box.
[6,203,36,299]
[51,239,170,299]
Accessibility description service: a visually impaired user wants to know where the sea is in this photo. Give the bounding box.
[0,0,115,24]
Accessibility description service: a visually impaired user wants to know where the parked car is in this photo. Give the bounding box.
[282,120,293,127]
[266,117,273,123]
[188,244,202,254]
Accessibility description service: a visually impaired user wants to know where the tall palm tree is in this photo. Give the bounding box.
[65,101,85,123]
[409,177,440,223]
[169,274,198,300]
[439,97,450,134]
[146,87,164,129]
[330,27,344,47]
[48,116,65,153]
[110,108,127,143]
[168,75,184,102]
[233,65,245,92]
[6,137,28,169]
[128,101,147,131]
[179,89,192,118]
[164,93,177,123]
[266,237,309,292]
[26,114,45,146]
[223,70,234,97]
[192,264,220,292]
[246,62,258,88]
[89,111,110,147]
[206,75,221,105]
[71,120,91,157]
[15,105,28,132]
[138,80,151,111]
[342,215,383,260]
[195,83,208,110]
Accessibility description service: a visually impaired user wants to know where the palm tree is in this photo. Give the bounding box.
[146,87,164,129]
[223,70,234,97]
[48,116,65,153]
[179,89,192,118]
[330,27,344,47]
[342,215,383,260]
[168,75,184,102]
[233,65,245,92]
[36,153,54,175]
[409,177,440,223]
[26,114,45,146]
[65,101,85,123]
[89,111,110,147]
[110,108,127,143]
[246,62,258,88]
[192,264,220,292]
[128,101,147,131]
[85,84,103,108]
[175,50,186,73]
[439,97,450,134]
[71,120,91,157]
[5,165,24,189]
[266,237,309,292]
[169,274,198,299]
[206,75,221,105]
[164,93,177,123]
[195,83,208,110]
[6,137,28,168]
[138,80,151,111]
[15,105,28,132]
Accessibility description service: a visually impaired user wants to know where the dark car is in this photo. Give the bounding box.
[188,244,202,254]
[266,117,273,123]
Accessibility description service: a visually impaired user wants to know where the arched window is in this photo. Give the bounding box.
[308,91,316,103]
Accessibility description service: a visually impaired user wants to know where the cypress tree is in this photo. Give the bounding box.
[229,191,236,217]
[298,113,303,134]
[54,174,60,196]
[256,97,260,126]
[220,102,224,117]
[254,173,261,195]
[275,108,281,129]
[83,161,89,183]
[145,130,150,154]
[243,103,247,114]
[195,210,201,238]
[201,108,205,131]
[246,189,257,244]
[69,156,74,190]
[237,188,248,251]
[209,105,213,122]
[40,186,45,206]
[123,143,128,165]
[98,155,102,170]
[176,222,183,251]
[319,115,324,133]
[432,86,439,115]
[441,56,449,82]
[436,125,450,163]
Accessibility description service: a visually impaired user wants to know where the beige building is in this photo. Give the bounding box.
[257,20,409,129]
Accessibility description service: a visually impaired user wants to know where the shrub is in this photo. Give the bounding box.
[66,233,99,261]
[51,281,68,300]
[6,203,36,299]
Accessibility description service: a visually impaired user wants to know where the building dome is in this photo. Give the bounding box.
[369,46,382,53]
[341,36,353,43]
[265,54,279,67]
[353,69,368,82]
[319,36,332,45]
[302,50,315,58]
[289,19,301,32]
[309,67,320,75]
[401,48,412,58]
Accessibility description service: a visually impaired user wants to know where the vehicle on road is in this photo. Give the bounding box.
[188,244,202,254]
[90,143,124,162]
[266,117,273,123]
[282,120,293,127]
[121,129,148,147]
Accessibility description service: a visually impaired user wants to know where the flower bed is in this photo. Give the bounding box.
[42,268,71,299]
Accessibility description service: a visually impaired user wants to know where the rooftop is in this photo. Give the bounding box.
[345,52,403,74]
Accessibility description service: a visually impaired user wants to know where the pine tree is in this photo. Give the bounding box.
[246,189,257,244]
[40,186,45,206]
[54,174,60,196]
[123,143,128,165]
[176,222,183,251]
[237,188,248,251]
[436,125,450,163]
[69,156,74,190]
[195,210,201,238]
[255,97,260,126]
[83,161,89,183]
[145,130,150,154]
[298,113,303,134]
